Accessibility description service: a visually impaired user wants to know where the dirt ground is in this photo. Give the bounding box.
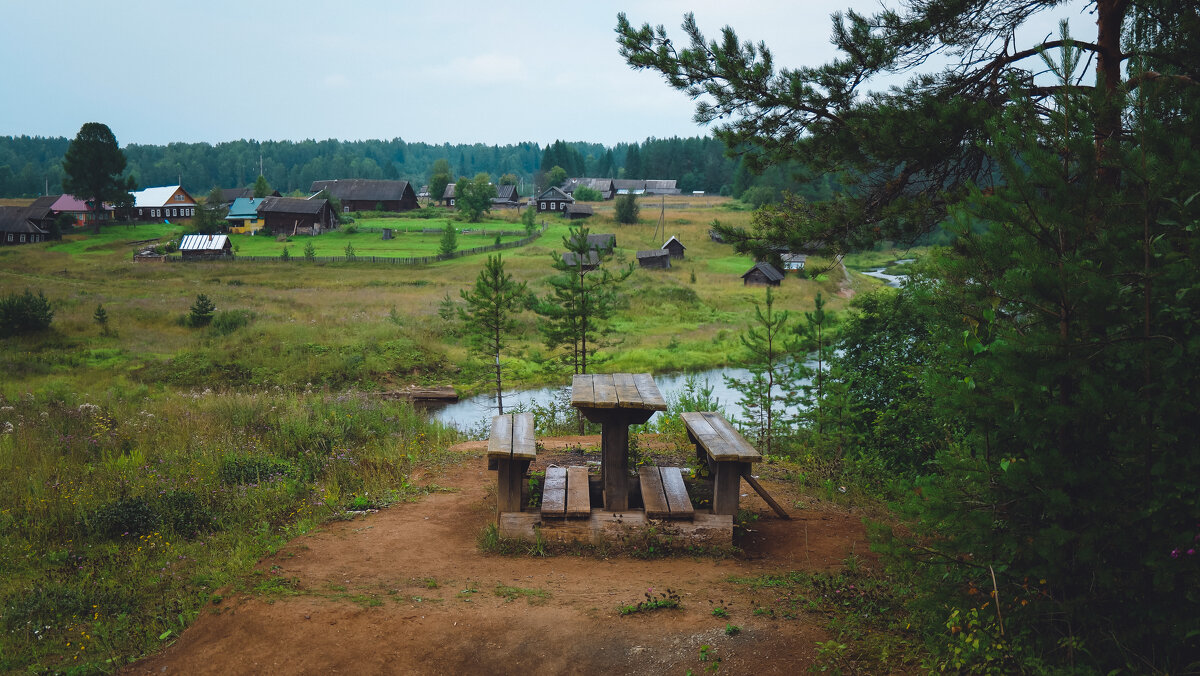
[125,438,871,675]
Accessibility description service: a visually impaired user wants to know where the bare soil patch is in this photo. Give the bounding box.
[125,437,871,675]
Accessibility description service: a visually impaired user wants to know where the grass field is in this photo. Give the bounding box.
[0,197,923,673]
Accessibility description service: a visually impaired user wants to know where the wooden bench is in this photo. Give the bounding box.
[638,466,694,520]
[487,413,536,514]
[680,411,763,516]
[540,466,591,519]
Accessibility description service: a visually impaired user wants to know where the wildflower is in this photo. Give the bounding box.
[1170,548,1181,559]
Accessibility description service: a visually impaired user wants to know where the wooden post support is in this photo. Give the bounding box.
[741,469,791,520]
[712,461,746,516]
[496,458,530,515]
[602,423,629,511]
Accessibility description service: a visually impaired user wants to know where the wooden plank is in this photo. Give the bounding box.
[591,374,619,408]
[487,414,513,457]
[496,458,529,514]
[681,411,723,457]
[612,373,641,408]
[639,466,671,519]
[712,461,744,516]
[703,412,762,462]
[541,466,567,518]
[601,423,630,510]
[659,467,695,520]
[511,412,536,460]
[565,466,591,518]
[571,374,594,407]
[500,510,733,546]
[741,470,790,520]
[632,373,668,410]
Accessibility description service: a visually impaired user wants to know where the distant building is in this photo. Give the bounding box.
[442,183,456,208]
[226,197,267,234]
[636,250,671,269]
[563,204,594,220]
[493,185,522,208]
[662,235,686,260]
[310,179,419,212]
[781,253,807,272]
[0,206,49,245]
[133,185,196,222]
[38,194,113,227]
[614,179,679,195]
[562,178,616,200]
[569,232,615,252]
[742,262,784,287]
[257,196,335,236]
[178,234,232,258]
[219,187,280,205]
[562,250,600,270]
[536,187,574,213]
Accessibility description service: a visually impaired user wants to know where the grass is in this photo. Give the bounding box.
[231,222,528,258]
[618,588,682,615]
[493,584,550,605]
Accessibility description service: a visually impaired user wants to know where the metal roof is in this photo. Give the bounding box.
[178,234,229,251]
[133,185,192,208]
[310,179,412,201]
[226,197,266,219]
[662,235,685,250]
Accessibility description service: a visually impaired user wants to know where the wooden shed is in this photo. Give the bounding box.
[662,235,686,260]
[563,204,594,220]
[178,234,232,258]
[442,183,457,208]
[258,197,335,236]
[569,232,615,252]
[636,250,672,269]
[310,179,420,212]
[562,250,600,271]
[742,262,784,287]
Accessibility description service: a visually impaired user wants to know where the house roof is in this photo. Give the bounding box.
[30,195,59,209]
[495,185,519,201]
[536,187,573,202]
[569,232,613,248]
[442,183,456,199]
[220,188,254,203]
[0,207,49,234]
[564,204,594,216]
[743,262,785,282]
[310,179,412,202]
[133,185,192,208]
[613,179,678,194]
[226,197,266,219]
[636,249,671,260]
[258,196,328,215]
[662,235,685,250]
[50,194,110,212]
[562,251,600,267]
[563,178,615,194]
[178,234,230,251]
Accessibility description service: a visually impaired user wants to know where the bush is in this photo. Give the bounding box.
[574,186,603,201]
[615,193,639,224]
[210,309,253,335]
[0,289,54,337]
[187,294,215,327]
[88,497,160,538]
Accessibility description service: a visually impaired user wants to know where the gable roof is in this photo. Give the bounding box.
[227,197,266,219]
[30,195,59,209]
[564,204,594,216]
[50,194,111,213]
[563,177,615,194]
[178,234,230,251]
[662,235,685,250]
[220,188,254,203]
[562,250,600,267]
[310,179,412,202]
[743,262,785,282]
[258,196,328,215]
[0,206,49,235]
[536,186,573,202]
[495,185,519,201]
[636,249,671,260]
[133,185,192,208]
[568,232,613,249]
[442,183,456,199]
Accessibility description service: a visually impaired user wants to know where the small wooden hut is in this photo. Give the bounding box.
[662,235,686,260]
[562,251,600,271]
[742,262,784,287]
[636,250,672,269]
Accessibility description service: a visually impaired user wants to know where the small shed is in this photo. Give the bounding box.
[563,204,594,220]
[562,250,600,271]
[570,232,615,252]
[662,235,686,260]
[636,250,671,269]
[742,262,784,287]
[442,183,456,208]
[781,253,807,272]
[178,234,232,258]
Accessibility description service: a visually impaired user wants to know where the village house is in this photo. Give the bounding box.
[28,194,114,227]
[257,196,335,236]
[562,178,616,200]
[636,249,671,269]
[310,179,419,212]
[178,234,232,258]
[0,206,49,245]
[225,197,266,234]
[132,185,196,222]
[493,185,521,208]
[662,235,686,260]
[535,187,574,213]
[563,204,593,220]
[742,262,784,287]
[442,183,456,208]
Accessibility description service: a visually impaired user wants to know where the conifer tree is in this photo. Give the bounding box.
[458,255,527,414]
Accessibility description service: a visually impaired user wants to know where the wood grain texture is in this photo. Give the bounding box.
[639,466,671,519]
[565,466,591,518]
[511,412,536,460]
[571,375,593,409]
[487,414,513,457]
[612,373,641,407]
[541,466,567,518]
[659,467,695,520]
[591,375,618,408]
[632,373,667,410]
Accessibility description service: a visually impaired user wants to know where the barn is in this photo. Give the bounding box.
[258,197,335,236]
[742,262,784,287]
[636,250,671,269]
[310,179,420,212]
[662,235,686,259]
[563,204,594,220]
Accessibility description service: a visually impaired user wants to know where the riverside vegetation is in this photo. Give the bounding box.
[1,197,888,673]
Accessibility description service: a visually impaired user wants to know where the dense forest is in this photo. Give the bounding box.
[0,134,832,202]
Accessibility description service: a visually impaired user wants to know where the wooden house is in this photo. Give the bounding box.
[178,234,232,258]
[742,262,784,287]
[492,185,521,208]
[133,185,197,222]
[536,187,574,213]
[662,235,686,260]
[442,183,456,208]
[613,179,680,196]
[643,179,680,195]
[225,197,267,234]
[310,179,420,212]
[0,206,49,245]
[562,250,600,271]
[781,253,807,272]
[569,232,615,252]
[636,250,671,269]
[563,204,593,220]
[257,196,335,236]
[562,178,616,200]
[43,194,113,227]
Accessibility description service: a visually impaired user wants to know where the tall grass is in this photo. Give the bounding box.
[0,386,458,673]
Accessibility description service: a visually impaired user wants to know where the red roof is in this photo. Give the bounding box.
[50,194,113,213]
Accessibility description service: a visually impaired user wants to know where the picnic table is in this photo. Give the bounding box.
[571,373,667,511]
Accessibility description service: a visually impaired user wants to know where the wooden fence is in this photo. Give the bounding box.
[165,226,546,265]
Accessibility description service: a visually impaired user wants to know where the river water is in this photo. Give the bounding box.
[424,365,811,432]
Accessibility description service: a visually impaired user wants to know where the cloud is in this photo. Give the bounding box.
[432,53,529,85]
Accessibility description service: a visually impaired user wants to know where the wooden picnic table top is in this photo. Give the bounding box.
[487,412,536,460]
[570,373,667,412]
[680,411,762,463]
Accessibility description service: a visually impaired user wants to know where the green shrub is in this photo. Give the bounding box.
[0,289,54,337]
[210,309,253,335]
[218,455,292,485]
[88,497,160,538]
[187,294,215,327]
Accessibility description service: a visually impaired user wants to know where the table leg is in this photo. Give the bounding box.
[496,458,530,516]
[712,461,746,516]
[602,422,629,511]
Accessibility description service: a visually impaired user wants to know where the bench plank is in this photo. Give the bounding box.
[688,411,761,462]
[612,373,641,408]
[639,466,671,519]
[565,466,591,518]
[511,412,536,460]
[571,375,594,409]
[659,467,695,519]
[633,373,668,410]
[487,414,513,457]
[541,466,567,518]
[591,375,619,408]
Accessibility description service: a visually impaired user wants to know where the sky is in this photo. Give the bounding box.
[0,0,1093,148]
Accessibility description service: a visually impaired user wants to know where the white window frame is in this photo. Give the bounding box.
[551,202,557,210]
[20,234,26,243]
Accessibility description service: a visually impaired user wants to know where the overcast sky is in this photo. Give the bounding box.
[1,0,1092,148]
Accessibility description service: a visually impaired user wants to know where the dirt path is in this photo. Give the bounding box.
[125,439,869,675]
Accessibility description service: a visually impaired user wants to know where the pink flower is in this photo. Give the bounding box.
[1188,549,1196,556]
[1170,548,1181,559]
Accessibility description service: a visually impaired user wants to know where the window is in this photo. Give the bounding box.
[6,233,12,242]
[20,234,26,243]
[450,199,455,206]
[343,206,349,213]
[551,202,557,210]
[540,201,546,210]
[174,194,184,201]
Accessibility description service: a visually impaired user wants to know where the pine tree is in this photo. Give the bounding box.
[457,255,528,414]
[438,223,458,258]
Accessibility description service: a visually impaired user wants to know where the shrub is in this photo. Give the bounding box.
[219,455,291,484]
[210,309,253,335]
[574,186,603,202]
[88,497,159,538]
[615,193,639,224]
[187,294,215,327]
[0,289,54,337]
